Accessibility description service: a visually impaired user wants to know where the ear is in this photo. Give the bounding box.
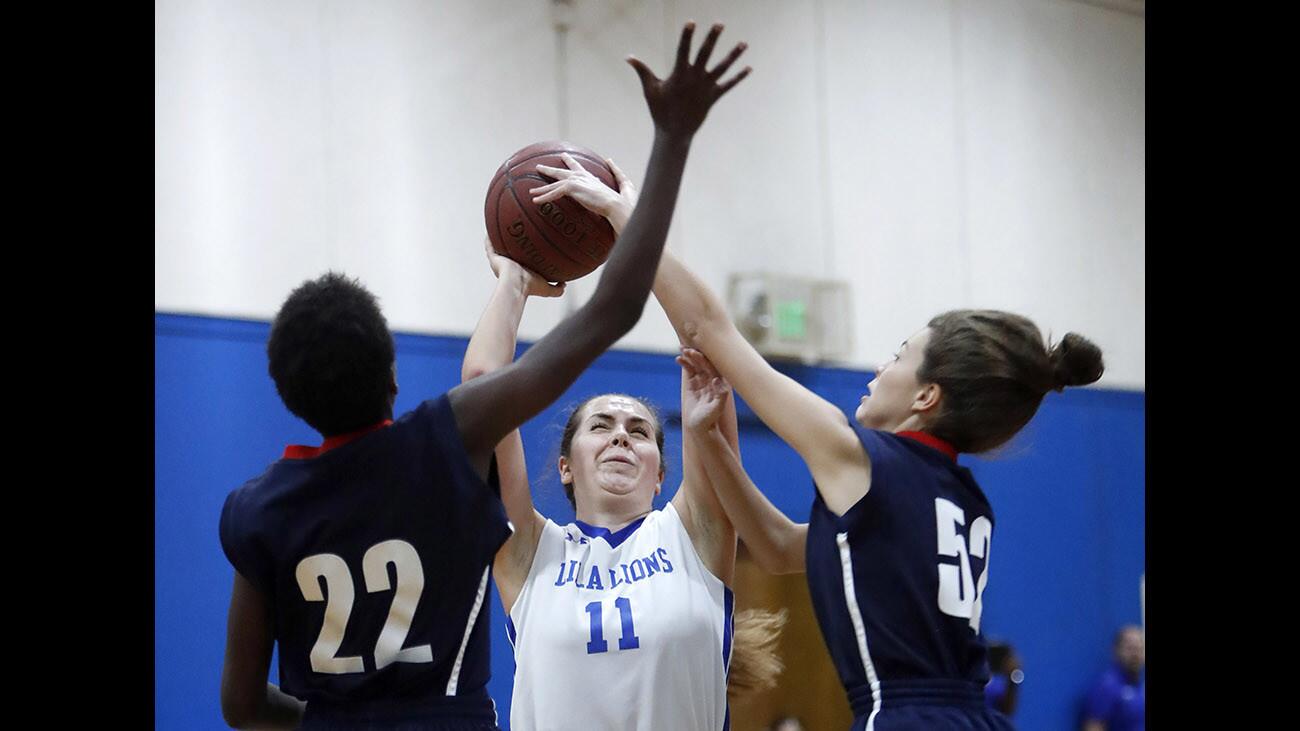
[558,456,573,485]
[389,364,399,396]
[913,382,942,414]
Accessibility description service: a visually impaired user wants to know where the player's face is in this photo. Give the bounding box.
[564,396,663,506]
[1115,627,1144,674]
[855,328,932,430]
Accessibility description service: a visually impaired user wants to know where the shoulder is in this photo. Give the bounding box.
[220,468,279,535]
[646,505,687,537]
[219,471,283,594]
[390,393,456,437]
[853,427,927,466]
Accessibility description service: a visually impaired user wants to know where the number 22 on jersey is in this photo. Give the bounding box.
[935,498,991,633]
[295,539,433,674]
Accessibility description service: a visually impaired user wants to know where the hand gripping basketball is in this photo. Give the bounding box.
[627,22,751,139]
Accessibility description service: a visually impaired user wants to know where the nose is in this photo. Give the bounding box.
[609,426,631,447]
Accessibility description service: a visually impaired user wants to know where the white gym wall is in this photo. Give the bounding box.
[155,0,1144,388]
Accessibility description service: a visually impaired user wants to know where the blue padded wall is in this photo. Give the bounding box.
[155,313,1143,730]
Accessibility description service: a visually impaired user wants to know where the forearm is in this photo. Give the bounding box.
[586,132,690,323]
[225,683,304,730]
[999,681,1020,716]
[693,425,806,574]
[653,250,866,508]
[652,247,730,347]
[462,275,541,573]
[462,269,528,381]
[494,431,540,538]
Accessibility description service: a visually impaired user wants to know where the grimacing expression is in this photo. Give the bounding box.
[559,396,664,506]
[855,328,933,430]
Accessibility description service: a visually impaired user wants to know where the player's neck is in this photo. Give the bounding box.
[574,500,654,532]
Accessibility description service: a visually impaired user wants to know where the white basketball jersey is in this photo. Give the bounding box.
[507,503,734,731]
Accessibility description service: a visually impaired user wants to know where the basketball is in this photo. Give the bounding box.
[484,141,620,282]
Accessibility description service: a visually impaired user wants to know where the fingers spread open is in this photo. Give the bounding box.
[674,22,696,71]
[709,42,747,79]
[694,23,723,67]
[717,66,752,96]
[626,55,660,91]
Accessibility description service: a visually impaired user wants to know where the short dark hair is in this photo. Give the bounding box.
[918,309,1104,453]
[267,272,396,436]
[558,394,668,508]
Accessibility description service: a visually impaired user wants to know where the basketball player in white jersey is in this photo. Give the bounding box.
[464,230,779,731]
[461,32,784,720]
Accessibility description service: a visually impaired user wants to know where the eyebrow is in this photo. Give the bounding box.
[588,412,651,427]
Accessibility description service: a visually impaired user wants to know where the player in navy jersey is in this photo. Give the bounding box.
[547,167,1105,729]
[665,287,1104,731]
[217,21,750,730]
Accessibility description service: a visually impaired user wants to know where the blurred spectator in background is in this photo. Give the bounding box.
[767,715,807,731]
[984,640,1023,717]
[1082,625,1145,731]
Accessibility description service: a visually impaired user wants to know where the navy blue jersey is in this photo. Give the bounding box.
[806,427,1005,729]
[219,394,511,726]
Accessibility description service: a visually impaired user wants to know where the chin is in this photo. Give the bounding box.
[854,402,870,425]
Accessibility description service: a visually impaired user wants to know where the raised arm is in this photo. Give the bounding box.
[462,241,563,611]
[533,144,870,515]
[653,249,870,516]
[679,348,807,575]
[449,22,752,477]
[670,344,740,585]
[531,155,742,581]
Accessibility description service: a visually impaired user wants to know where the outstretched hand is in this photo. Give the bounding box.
[483,237,566,297]
[679,347,732,433]
[627,22,751,140]
[530,154,639,234]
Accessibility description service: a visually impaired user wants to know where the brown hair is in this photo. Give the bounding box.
[558,394,668,508]
[726,608,789,701]
[918,310,1104,454]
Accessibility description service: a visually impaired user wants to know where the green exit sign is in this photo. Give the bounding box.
[774,299,807,339]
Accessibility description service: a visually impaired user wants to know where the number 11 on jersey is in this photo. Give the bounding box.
[585,598,641,654]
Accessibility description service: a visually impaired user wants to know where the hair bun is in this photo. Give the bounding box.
[1049,333,1104,391]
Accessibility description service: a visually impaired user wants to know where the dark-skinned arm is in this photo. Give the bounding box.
[220,573,306,729]
[448,22,752,478]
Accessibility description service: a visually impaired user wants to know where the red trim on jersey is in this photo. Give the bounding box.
[897,431,958,462]
[282,419,394,460]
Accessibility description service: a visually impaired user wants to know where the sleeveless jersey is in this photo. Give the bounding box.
[507,503,735,731]
[219,395,511,728]
[806,427,1008,731]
